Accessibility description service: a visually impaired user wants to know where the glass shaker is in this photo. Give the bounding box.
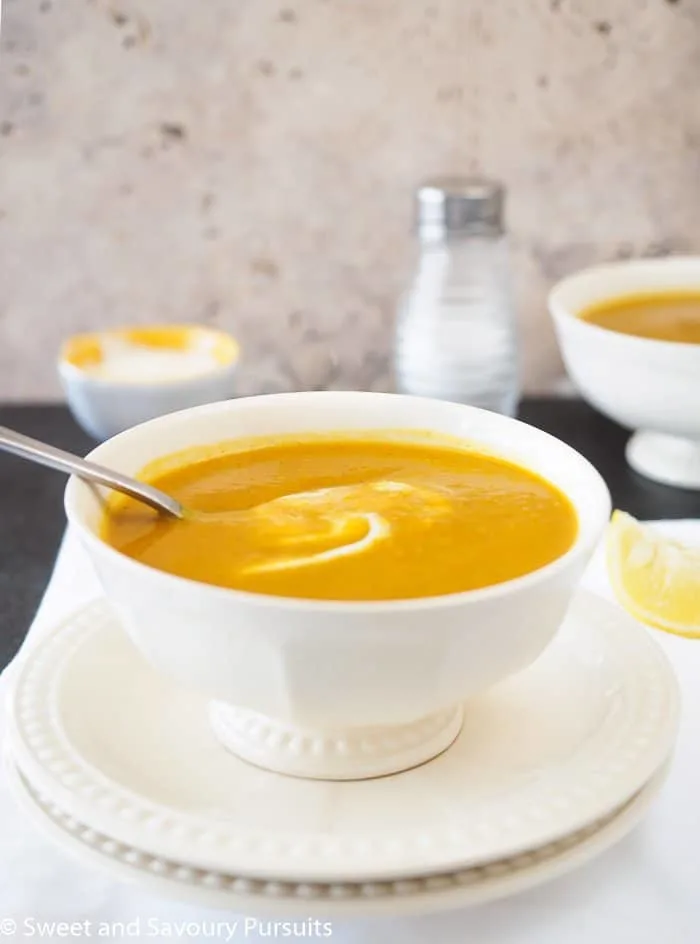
[394,177,520,416]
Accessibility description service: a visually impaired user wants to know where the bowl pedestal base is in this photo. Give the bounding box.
[626,430,700,489]
[208,701,464,780]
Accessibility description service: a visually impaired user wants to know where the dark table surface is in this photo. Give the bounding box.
[2,398,700,670]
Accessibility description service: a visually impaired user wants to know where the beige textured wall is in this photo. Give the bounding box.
[0,0,698,399]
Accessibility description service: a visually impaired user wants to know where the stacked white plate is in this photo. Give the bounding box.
[4,589,680,917]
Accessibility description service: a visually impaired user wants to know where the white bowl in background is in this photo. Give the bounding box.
[58,324,239,441]
[65,392,611,780]
[549,257,700,488]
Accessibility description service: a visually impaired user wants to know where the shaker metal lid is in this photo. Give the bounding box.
[416,177,505,235]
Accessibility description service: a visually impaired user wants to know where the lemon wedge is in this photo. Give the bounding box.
[607,510,700,638]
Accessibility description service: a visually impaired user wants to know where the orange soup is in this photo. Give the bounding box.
[580,291,700,343]
[101,435,578,601]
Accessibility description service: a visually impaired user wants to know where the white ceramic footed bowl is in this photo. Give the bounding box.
[550,257,700,488]
[65,392,611,780]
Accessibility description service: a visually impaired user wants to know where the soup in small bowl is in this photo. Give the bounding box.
[66,392,610,780]
[579,290,700,343]
[550,257,700,489]
[59,324,239,440]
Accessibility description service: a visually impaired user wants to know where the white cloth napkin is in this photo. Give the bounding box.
[1,524,700,944]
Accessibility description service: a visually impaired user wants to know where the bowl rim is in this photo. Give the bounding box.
[548,256,700,355]
[57,323,240,390]
[64,392,612,615]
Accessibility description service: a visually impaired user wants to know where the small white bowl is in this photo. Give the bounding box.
[550,257,700,489]
[58,324,239,440]
[65,392,611,780]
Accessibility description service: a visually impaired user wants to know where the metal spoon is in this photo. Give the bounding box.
[0,425,183,518]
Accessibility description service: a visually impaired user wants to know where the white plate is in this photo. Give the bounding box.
[4,750,671,918]
[6,591,679,883]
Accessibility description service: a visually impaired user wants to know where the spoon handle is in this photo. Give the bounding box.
[0,425,183,517]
